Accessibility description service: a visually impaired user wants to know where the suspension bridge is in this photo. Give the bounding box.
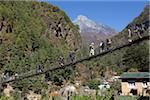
[0,35,149,85]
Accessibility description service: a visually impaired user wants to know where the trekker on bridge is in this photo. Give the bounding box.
[35,63,43,73]
[127,27,132,42]
[14,73,19,79]
[138,24,144,34]
[0,36,2,45]
[59,56,65,66]
[1,73,6,81]
[140,20,149,33]
[45,71,50,82]
[143,20,149,30]
[99,41,105,53]
[2,70,13,81]
[106,39,112,50]
[69,51,76,63]
[89,42,95,56]
[133,24,142,38]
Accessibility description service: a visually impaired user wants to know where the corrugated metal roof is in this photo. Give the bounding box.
[120,72,150,79]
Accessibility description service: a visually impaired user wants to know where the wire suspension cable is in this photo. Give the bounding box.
[0,35,149,84]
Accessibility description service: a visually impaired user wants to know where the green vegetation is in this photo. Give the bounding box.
[117,96,138,100]
[0,1,149,99]
[0,1,81,96]
[85,79,99,90]
[70,96,89,100]
[122,42,149,71]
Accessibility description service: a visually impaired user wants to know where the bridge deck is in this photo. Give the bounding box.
[0,35,149,84]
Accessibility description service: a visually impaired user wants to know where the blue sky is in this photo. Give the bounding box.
[42,0,148,32]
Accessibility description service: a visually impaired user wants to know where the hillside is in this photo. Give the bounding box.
[112,4,149,47]
[0,1,81,94]
[76,4,149,85]
[0,1,82,71]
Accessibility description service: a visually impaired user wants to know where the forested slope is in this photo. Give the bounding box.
[0,1,81,93]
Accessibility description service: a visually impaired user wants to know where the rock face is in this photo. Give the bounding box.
[59,85,78,100]
[3,84,13,97]
[75,63,91,82]
[42,12,82,51]
[73,15,117,46]
[0,1,81,53]
[26,91,42,100]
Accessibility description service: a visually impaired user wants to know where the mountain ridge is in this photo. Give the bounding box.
[73,15,117,45]
[73,15,117,35]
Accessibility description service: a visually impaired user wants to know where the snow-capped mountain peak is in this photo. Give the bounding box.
[74,15,101,31]
[76,15,88,21]
[73,15,117,36]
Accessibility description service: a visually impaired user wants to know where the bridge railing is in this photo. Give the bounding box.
[0,35,149,84]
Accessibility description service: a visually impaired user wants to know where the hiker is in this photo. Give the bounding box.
[59,56,65,66]
[137,24,143,38]
[69,51,76,63]
[143,20,149,30]
[141,23,145,32]
[35,63,43,73]
[89,42,95,56]
[99,41,105,53]
[133,24,142,38]
[14,73,19,79]
[4,71,10,81]
[0,37,2,45]
[127,27,132,42]
[45,71,50,82]
[106,39,112,50]
[1,73,5,81]
[138,24,144,34]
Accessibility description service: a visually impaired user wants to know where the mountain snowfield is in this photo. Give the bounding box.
[73,15,117,36]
